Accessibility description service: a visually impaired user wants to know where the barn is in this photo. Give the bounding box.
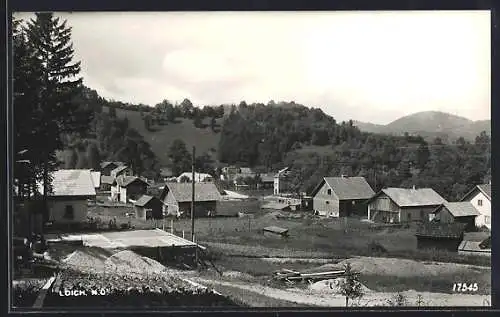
[311,176,374,218]
[367,187,446,223]
[160,183,221,217]
[431,202,479,232]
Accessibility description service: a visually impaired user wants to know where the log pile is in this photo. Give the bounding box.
[272,268,357,283]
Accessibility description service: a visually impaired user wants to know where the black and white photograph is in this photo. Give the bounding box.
[11,10,491,309]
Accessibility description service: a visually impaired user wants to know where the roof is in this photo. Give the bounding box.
[416,222,466,239]
[375,188,446,207]
[101,175,115,185]
[163,182,222,202]
[134,195,161,207]
[41,169,96,197]
[90,171,101,188]
[263,226,289,235]
[312,177,375,200]
[261,202,292,210]
[458,240,491,253]
[435,202,480,217]
[111,165,129,175]
[116,175,148,187]
[176,172,213,182]
[100,161,124,169]
[461,184,491,202]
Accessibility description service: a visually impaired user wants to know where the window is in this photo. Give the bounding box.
[64,205,74,220]
[485,216,490,224]
[478,199,483,206]
[327,189,332,195]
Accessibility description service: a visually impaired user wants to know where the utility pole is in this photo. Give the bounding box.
[191,146,195,242]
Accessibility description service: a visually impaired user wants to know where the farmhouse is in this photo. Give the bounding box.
[40,169,96,224]
[431,202,479,231]
[416,222,466,252]
[177,172,213,183]
[460,183,491,230]
[111,175,148,203]
[160,182,221,217]
[367,187,446,223]
[134,195,163,220]
[311,176,375,218]
[100,161,124,176]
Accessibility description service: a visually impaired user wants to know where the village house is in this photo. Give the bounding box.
[176,172,213,183]
[40,169,96,224]
[100,161,124,176]
[111,175,148,203]
[133,195,163,220]
[110,165,133,180]
[430,202,480,231]
[416,222,466,252]
[460,183,491,230]
[367,187,446,223]
[311,176,375,218]
[160,182,222,217]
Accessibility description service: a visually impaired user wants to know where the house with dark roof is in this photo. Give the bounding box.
[311,176,375,218]
[134,195,163,220]
[367,187,446,223]
[416,222,466,252]
[100,161,124,176]
[431,202,480,231]
[111,175,148,203]
[460,184,491,230]
[110,165,133,180]
[39,169,96,223]
[160,183,222,217]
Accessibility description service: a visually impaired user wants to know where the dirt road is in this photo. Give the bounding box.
[193,277,491,307]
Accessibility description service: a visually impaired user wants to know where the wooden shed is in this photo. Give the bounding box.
[134,195,163,220]
[415,222,466,252]
[263,226,289,238]
[431,202,479,232]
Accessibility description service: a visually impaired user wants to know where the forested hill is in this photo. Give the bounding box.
[59,87,491,202]
[218,103,491,201]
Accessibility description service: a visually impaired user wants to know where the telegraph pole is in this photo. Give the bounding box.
[191,146,196,242]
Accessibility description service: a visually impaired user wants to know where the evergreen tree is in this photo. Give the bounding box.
[25,12,91,205]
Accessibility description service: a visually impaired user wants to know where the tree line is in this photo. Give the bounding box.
[218,102,491,201]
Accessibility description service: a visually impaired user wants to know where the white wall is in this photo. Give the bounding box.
[111,185,120,201]
[467,191,491,229]
[48,199,88,223]
[120,187,127,203]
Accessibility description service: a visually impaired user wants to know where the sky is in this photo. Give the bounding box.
[14,11,491,124]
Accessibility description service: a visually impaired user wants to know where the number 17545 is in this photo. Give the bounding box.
[453,283,478,292]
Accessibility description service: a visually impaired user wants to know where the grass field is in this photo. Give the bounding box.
[112,107,222,166]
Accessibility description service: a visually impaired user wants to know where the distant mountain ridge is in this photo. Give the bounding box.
[354,111,490,142]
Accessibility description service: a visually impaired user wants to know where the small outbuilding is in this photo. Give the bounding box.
[431,202,479,231]
[134,195,163,220]
[263,226,289,238]
[415,222,466,252]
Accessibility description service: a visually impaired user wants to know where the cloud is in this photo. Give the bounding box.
[15,11,491,123]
